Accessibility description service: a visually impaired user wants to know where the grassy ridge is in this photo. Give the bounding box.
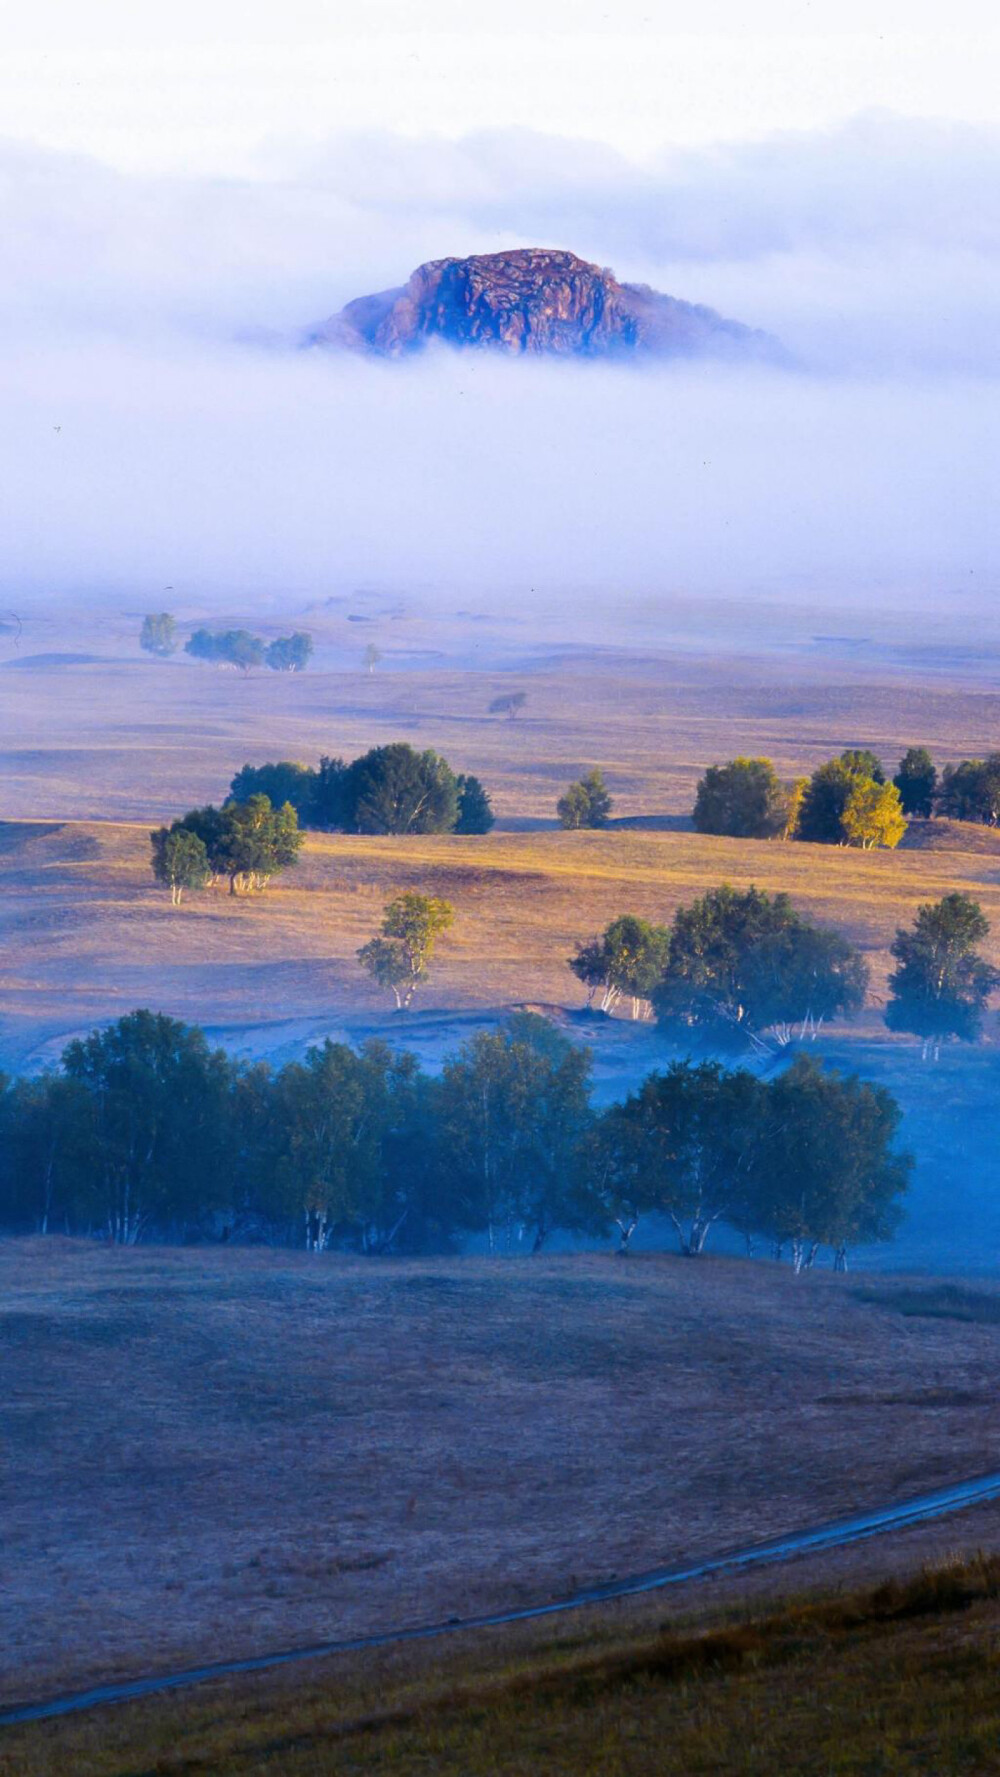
[8,1556,1000,1774]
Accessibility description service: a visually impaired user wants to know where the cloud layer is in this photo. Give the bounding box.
[2,117,997,617]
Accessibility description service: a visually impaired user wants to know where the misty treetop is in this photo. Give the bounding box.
[139,612,177,657]
[230,744,495,836]
[0,1009,911,1271]
[151,794,302,901]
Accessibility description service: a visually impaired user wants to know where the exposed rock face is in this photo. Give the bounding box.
[309,248,781,362]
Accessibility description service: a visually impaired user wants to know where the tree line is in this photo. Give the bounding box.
[691,746,1000,848]
[571,885,999,1056]
[0,1009,910,1269]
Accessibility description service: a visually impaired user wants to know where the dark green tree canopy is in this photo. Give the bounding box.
[692,757,790,839]
[342,744,459,835]
[756,1055,911,1268]
[229,760,317,816]
[557,767,613,830]
[454,774,495,834]
[435,1015,593,1250]
[894,747,937,819]
[158,796,302,896]
[937,755,1000,826]
[653,883,868,1048]
[886,892,999,1048]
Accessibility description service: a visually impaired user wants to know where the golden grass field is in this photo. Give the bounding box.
[5,816,1000,1075]
[6,1240,1000,1721]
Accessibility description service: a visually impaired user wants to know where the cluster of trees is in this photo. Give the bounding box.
[558,768,614,830]
[695,746,1000,845]
[151,796,302,900]
[185,628,313,673]
[694,751,905,849]
[0,1010,910,1269]
[230,744,495,836]
[572,884,998,1057]
[140,616,313,671]
[572,887,867,1051]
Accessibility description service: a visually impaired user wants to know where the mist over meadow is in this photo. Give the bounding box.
[3,115,998,619]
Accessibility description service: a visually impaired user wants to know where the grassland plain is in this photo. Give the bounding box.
[6,1243,1000,1721]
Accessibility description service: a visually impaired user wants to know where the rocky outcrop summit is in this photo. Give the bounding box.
[308,248,782,362]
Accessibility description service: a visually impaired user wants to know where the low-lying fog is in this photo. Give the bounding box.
[2,116,998,622]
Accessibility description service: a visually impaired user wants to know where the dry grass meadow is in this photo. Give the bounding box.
[6,1239,1000,1715]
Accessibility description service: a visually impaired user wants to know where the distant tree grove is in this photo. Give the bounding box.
[0,1010,911,1268]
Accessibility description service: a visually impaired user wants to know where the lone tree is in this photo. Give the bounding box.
[341,744,459,835]
[557,768,613,830]
[150,826,210,906]
[140,613,177,657]
[363,643,382,675]
[692,758,791,839]
[569,914,671,1018]
[894,747,937,819]
[489,690,527,720]
[841,778,907,850]
[653,883,868,1052]
[454,774,495,834]
[357,892,455,1010]
[266,633,313,672]
[886,892,1000,1057]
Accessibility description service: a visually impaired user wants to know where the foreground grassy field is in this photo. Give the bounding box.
[5,1243,1000,1716]
[8,1553,1000,1774]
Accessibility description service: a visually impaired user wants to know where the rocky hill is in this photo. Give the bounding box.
[308,248,782,362]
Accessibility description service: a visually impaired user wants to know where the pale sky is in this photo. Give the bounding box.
[3,0,998,174]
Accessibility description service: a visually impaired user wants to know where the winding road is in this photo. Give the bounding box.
[4,1468,1000,1728]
